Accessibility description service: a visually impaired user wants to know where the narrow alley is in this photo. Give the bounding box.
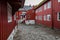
[0,0,60,40]
[13,24,60,40]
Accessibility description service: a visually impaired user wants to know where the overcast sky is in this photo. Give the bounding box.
[24,0,43,6]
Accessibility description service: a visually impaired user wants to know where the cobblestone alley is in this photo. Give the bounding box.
[13,24,60,40]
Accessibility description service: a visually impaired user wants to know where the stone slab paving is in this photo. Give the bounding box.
[13,24,60,40]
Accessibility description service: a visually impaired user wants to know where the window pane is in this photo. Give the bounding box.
[39,15,42,20]
[47,14,51,21]
[47,1,51,8]
[7,2,12,23]
[39,7,42,12]
[44,4,47,10]
[44,15,46,21]
[57,12,60,21]
[59,13,60,20]
[35,16,37,20]
[58,0,60,2]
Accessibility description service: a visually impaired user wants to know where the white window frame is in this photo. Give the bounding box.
[44,4,47,10]
[39,7,42,12]
[58,0,60,2]
[57,12,60,21]
[47,14,51,21]
[44,15,46,21]
[47,1,51,8]
[36,9,39,13]
[14,14,16,20]
[7,2,12,23]
[36,9,38,13]
[39,15,42,20]
[35,16,38,20]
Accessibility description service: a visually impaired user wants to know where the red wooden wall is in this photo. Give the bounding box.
[16,11,22,20]
[35,1,52,28]
[26,9,35,20]
[52,0,60,29]
[0,2,17,40]
[0,2,2,40]
[35,0,60,29]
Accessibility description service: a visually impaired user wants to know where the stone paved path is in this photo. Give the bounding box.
[13,24,60,40]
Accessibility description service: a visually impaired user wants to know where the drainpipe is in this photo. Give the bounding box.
[51,0,54,29]
[34,9,36,24]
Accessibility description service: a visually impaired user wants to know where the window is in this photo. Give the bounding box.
[58,0,60,2]
[36,9,39,13]
[47,14,51,21]
[38,8,39,12]
[39,15,42,20]
[36,10,38,13]
[44,15,46,21]
[44,4,47,10]
[47,1,51,8]
[35,16,38,20]
[39,7,42,12]
[57,12,60,21]
[14,14,16,20]
[7,2,12,23]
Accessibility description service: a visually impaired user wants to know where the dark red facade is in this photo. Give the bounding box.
[35,0,60,29]
[0,0,25,40]
[26,9,35,20]
[0,2,16,40]
[16,11,22,20]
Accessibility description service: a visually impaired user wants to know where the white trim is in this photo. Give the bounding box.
[7,26,17,40]
[14,14,16,20]
[25,20,35,24]
[47,1,51,8]
[7,2,12,23]
[57,12,60,21]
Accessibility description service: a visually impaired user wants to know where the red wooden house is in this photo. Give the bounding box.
[26,8,35,24]
[0,0,25,40]
[16,11,22,20]
[35,0,60,29]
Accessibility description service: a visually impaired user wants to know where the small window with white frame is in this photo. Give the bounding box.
[44,15,46,21]
[47,14,51,21]
[7,2,12,23]
[35,16,38,20]
[44,4,47,10]
[58,0,60,2]
[39,7,42,12]
[36,9,38,13]
[47,1,51,8]
[14,14,16,20]
[36,10,37,13]
[57,12,60,21]
[39,15,42,20]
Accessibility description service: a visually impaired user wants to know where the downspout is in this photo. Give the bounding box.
[34,9,36,24]
[51,0,54,29]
